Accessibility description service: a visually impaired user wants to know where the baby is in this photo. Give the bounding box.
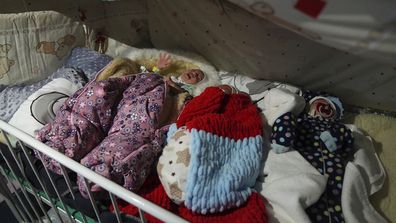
[161,64,236,125]
[95,52,233,126]
[164,69,204,93]
[155,54,238,96]
[270,90,353,223]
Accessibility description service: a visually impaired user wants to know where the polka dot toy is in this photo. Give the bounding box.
[270,90,354,223]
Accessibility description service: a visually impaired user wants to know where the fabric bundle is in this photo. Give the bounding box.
[157,86,264,214]
[269,89,354,223]
[35,73,169,198]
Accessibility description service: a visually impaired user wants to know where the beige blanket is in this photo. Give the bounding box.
[345,114,396,222]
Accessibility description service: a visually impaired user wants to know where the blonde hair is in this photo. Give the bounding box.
[135,58,200,77]
[96,58,140,81]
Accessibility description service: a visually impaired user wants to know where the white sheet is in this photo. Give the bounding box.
[257,150,328,223]
[258,126,387,223]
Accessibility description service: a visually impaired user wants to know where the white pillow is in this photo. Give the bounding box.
[220,72,304,126]
[0,11,85,85]
[9,78,81,137]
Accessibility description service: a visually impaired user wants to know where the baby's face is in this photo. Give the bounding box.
[180,69,204,84]
[308,98,336,120]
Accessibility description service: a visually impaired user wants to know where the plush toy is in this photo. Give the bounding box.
[270,89,354,223]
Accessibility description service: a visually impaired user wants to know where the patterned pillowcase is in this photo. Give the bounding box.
[0,11,85,86]
[64,47,113,80]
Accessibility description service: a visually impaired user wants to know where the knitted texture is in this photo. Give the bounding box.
[185,95,262,140]
[178,87,263,139]
[180,192,267,223]
[174,86,264,214]
[176,87,224,127]
[187,130,262,213]
[110,173,268,223]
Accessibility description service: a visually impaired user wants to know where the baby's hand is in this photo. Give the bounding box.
[157,52,172,70]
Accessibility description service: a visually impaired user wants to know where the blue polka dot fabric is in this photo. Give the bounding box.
[65,47,113,80]
[271,111,354,223]
[0,68,87,122]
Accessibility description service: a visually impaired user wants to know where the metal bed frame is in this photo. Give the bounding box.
[0,120,188,223]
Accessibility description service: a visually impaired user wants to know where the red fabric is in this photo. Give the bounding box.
[177,87,263,140]
[178,192,267,223]
[176,87,225,127]
[294,0,327,18]
[110,174,267,223]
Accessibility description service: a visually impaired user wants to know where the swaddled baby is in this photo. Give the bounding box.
[36,54,221,198]
[75,58,221,196]
[270,89,354,223]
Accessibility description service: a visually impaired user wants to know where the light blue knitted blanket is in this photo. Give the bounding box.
[185,128,263,214]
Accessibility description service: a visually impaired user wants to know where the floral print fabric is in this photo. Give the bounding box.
[36,73,168,196]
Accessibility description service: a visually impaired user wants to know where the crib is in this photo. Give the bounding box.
[1,0,396,223]
[0,120,188,223]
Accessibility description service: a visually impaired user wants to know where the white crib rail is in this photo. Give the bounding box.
[0,120,188,223]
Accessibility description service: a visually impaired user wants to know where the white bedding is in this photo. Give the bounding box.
[220,73,388,222]
[345,114,396,222]
[258,127,386,223]
[9,78,81,138]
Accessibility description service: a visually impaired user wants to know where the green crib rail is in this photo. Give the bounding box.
[0,166,97,223]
